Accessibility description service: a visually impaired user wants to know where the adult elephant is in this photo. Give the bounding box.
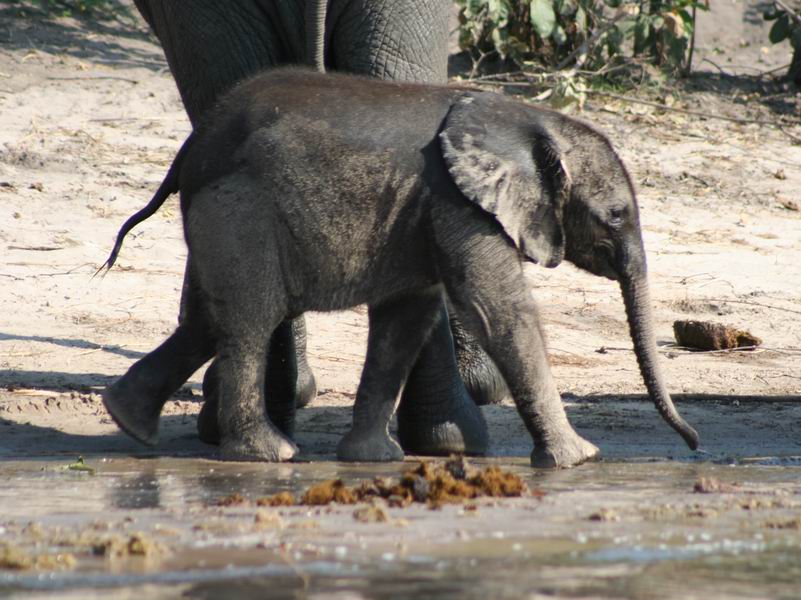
[132,0,506,456]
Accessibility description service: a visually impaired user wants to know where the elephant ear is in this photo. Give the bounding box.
[439,93,570,268]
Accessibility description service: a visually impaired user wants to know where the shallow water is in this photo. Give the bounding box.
[2,457,800,599]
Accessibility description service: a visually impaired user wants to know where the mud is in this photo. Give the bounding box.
[2,457,801,598]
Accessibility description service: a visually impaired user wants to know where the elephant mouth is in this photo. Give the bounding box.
[566,241,619,280]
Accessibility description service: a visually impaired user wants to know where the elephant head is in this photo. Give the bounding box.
[440,92,699,451]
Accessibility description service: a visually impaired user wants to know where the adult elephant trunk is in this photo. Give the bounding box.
[619,251,700,450]
[306,0,328,72]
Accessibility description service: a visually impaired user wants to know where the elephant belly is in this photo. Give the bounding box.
[278,197,439,315]
[184,172,438,318]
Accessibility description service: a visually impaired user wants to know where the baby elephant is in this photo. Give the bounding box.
[102,67,698,468]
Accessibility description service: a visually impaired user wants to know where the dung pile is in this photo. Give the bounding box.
[673,320,761,350]
[246,458,532,509]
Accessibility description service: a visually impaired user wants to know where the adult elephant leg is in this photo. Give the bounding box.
[104,273,215,445]
[396,298,488,456]
[329,0,505,408]
[329,0,449,84]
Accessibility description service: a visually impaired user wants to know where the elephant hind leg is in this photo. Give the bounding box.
[208,287,297,462]
[214,333,298,463]
[337,287,444,462]
[198,316,313,446]
[187,207,297,461]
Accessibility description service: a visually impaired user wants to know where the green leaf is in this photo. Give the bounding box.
[465,0,487,15]
[606,26,624,55]
[616,18,636,36]
[770,15,791,44]
[557,0,577,17]
[763,8,781,21]
[529,0,557,39]
[491,27,510,57]
[553,24,567,45]
[67,456,95,475]
[633,15,651,54]
[575,5,588,33]
[651,15,664,30]
[488,0,510,22]
[792,27,801,50]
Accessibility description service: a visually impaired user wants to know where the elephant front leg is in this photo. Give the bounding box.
[452,292,598,468]
[436,223,598,468]
[337,288,444,462]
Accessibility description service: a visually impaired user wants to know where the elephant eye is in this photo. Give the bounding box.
[608,207,626,227]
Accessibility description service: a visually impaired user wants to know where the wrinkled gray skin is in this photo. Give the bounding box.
[131,0,504,457]
[103,69,699,467]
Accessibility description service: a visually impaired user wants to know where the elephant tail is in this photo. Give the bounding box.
[305,0,328,72]
[97,133,194,275]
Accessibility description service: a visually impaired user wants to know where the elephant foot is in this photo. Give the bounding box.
[530,434,600,469]
[219,423,298,462]
[102,378,162,446]
[294,365,317,409]
[397,393,488,456]
[200,361,298,445]
[337,428,404,462]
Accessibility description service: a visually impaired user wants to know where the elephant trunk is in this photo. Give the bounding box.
[620,271,699,450]
[305,0,327,72]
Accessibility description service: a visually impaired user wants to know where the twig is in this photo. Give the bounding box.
[758,62,793,77]
[7,245,63,252]
[469,77,556,87]
[45,75,139,84]
[599,344,801,356]
[467,69,548,82]
[666,345,764,355]
[89,117,173,123]
[685,5,697,76]
[586,90,765,124]
[778,125,801,144]
[701,58,732,76]
[670,345,801,356]
[701,298,801,316]
[774,0,801,25]
[468,48,497,80]
[585,90,801,143]
[554,11,628,71]
[702,58,792,77]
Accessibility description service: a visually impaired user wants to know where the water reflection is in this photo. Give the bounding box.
[1,457,800,598]
[109,470,161,510]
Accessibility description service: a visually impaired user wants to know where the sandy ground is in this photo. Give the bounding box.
[1,1,801,596]
[1,0,800,462]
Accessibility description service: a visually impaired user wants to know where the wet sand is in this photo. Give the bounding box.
[2,457,801,598]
